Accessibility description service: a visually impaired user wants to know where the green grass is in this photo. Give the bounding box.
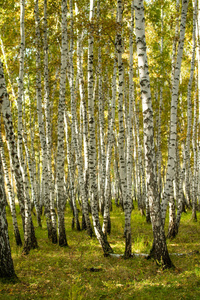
[1,203,200,299]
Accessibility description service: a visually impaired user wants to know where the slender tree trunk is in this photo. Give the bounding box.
[134,0,173,268]
[0,154,16,278]
[71,2,93,236]
[27,84,41,223]
[34,0,54,242]
[87,0,113,255]
[64,114,81,231]
[157,8,164,199]
[43,0,58,243]
[56,0,68,247]
[192,75,198,221]
[185,0,197,210]
[161,0,189,233]
[76,24,92,231]
[66,0,81,231]
[1,38,38,256]
[134,92,146,216]
[1,72,25,232]
[0,37,16,102]
[18,0,38,255]
[23,130,42,227]
[124,0,135,257]
[116,0,132,258]
[102,58,117,236]
[0,125,22,246]
[0,59,17,278]
[197,0,200,211]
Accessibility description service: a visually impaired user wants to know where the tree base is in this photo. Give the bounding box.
[124,231,132,259]
[51,228,58,244]
[167,223,178,239]
[148,242,174,269]
[59,233,68,247]
[76,218,81,231]
[81,213,87,230]
[107,216,111,235]
[0,274,18,283]
[22,241,31,255]
[146,214,151,224]
[192,210,197,222]
[15,231,22,247]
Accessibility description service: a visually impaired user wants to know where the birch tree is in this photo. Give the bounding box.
[67,0,81,231]
[192,76,198,220]
[35,0,56,243]
[0,60,16,278]
[161,0,189,238]
[0,155,16,279]
[115,0,133,258]
[18,0,36,255]
[185,0,197,220]
[102,58,117,236]
[87,0,113,255]
[75,3,93,233]
[0,130,22,246]
[1,44,38,255]
[56,0,68,246]
[43,0,58,242]
[134,0,173,268]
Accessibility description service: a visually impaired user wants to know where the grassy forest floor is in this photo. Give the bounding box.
[1,202,200,299]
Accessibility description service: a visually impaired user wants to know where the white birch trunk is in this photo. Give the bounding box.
[157,8,164,199]
[161,0,189,232]
[185,0,197,219]
[126,0,134,211]
[175,140,183,229]
[68,2,93,236]
[185,0,197,203]
[43,0,58,243]
[23,130,42,227]
[27,79,41,226]
[35,0,55,242]
[0,140,16,278]
[116,0,132,257]
[192,75,198,220]
[18,0,37,255]
[134,0,173,268]
[197,0,200,209]
[56,0,68,246]
[134,92,146,216]
[102,58,117,236]
[0,130,22,246]
[1,63,25,231]
[87,0,113,255]
[68,0,81,231]
[64,113,81,231]
[0,37,16,101]
[171,0,180,87]
[124,0,134,257]
[1,60,38,254]
[117,0,127,209]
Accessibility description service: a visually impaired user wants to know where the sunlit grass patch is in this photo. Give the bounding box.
[2,202,200,299]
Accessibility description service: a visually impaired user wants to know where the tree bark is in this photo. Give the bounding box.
[56,0,68,247]
[134,0,173,268]
[87,0,113,255]
[0,59,16,278]
[161,0,189,234]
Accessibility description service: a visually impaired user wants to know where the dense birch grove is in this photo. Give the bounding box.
[0,0,200,275]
